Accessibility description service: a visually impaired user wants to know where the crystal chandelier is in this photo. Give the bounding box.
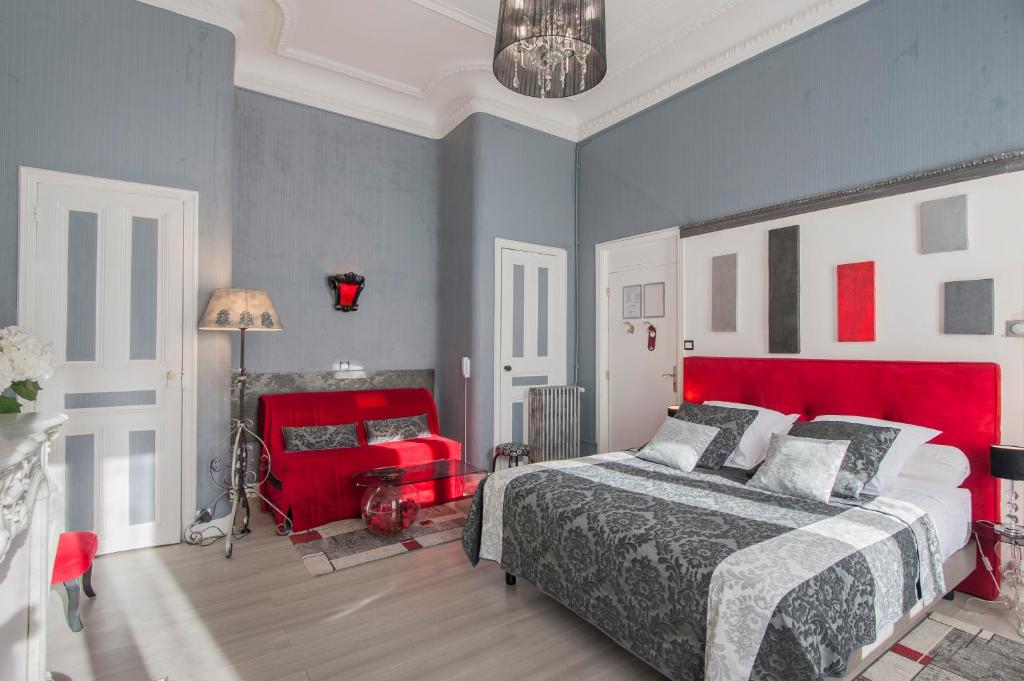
[493,1,607,99]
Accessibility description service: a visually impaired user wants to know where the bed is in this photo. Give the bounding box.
[463,357,1001,681]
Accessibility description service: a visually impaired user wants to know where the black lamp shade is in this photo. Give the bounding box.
[493,1,607,98]
[991,444,1024,480]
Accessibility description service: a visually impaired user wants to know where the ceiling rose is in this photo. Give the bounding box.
[493,0,607,99]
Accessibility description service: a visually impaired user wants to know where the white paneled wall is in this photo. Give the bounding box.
[682,171,1024,451]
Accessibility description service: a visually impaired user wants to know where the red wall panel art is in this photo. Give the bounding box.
[837,261,875,342]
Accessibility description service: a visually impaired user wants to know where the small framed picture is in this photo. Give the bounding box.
[622,285,642,319]
[644,282,665,318]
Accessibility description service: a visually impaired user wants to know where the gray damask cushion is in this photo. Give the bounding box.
[637,417,720,472]
[675,402,759,469]
[282,423,359,452]
[788,420,901,498]
[364,414,431,444]
[748,434,850,504]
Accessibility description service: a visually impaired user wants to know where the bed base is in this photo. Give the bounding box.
[835,539,977,680]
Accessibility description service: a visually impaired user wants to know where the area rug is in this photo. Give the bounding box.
[858,612,1024,680]
[290,499,470,577]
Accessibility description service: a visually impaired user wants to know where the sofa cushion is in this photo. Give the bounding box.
[365,414,430,444]
[282,423,359,452]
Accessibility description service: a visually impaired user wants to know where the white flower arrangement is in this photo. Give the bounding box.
[0,326,54,414]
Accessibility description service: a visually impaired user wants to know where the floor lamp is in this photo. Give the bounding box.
[199,288,292,557]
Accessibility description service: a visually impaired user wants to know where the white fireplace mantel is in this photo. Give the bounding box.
[1,412,68,681]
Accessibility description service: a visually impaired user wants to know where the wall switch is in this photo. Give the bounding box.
[1008,320,1024,337]
[683,340,695,351]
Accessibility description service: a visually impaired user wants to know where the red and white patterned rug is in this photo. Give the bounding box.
[858,611,1023,680]
[289,499,470,577]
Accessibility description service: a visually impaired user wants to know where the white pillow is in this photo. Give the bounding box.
[706,401,799,469]
[812,415,941,495]
[748,434,850,504]
[893,444,970,489]
[637,417,720,472]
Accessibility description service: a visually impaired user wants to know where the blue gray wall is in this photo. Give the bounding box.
[438,114,576,469]
[576,0,1024,451]
[233,89,440,374]
[0,0,236,507]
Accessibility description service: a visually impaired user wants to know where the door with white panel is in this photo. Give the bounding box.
[495,241,567,447]
[606,263,678,451]
[19,169,193,554]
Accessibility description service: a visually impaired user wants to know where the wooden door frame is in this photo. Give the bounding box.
[493,238,568,449]
[17,166,200,538]
[595,227,682,454]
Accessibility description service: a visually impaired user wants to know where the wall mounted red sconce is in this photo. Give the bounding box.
[327,273,365,312]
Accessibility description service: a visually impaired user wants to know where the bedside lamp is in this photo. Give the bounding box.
[992,444,1024,539]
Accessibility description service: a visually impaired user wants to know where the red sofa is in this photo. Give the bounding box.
[258,388,464,532]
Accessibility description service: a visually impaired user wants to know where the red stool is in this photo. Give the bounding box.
[51,531,98,632]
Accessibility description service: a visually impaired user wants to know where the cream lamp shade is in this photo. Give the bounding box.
[198,288,283,331]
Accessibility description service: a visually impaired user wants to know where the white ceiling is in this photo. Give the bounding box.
[140,0,867,141]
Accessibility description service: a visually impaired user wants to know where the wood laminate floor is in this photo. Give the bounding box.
[47,511,1024,681]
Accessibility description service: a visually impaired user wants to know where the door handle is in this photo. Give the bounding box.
[504,365,512,372]
[660,367,678,393]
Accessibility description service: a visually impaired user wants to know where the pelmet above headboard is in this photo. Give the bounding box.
[682,356,1001,599]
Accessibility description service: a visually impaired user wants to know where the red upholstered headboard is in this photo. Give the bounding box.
[683,356,1001,599]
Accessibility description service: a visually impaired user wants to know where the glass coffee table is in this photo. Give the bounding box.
[352,460,486,537]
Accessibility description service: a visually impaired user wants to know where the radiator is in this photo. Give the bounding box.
[528,385,585,462]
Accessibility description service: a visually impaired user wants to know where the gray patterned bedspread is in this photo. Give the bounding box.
[462,452,944,681]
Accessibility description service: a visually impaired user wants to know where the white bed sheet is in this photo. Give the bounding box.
[883,483,971,561]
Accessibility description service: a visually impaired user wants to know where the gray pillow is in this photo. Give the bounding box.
[788,421,901,498]
[675,402,759,469]
[748,434,850,504]
[637,417,720,472]
[364,414,431,444]
[282,423,359,452]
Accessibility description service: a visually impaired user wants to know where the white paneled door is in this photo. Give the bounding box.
[606,263,678,451]
[19,168,197,555]
[495,240,567,448]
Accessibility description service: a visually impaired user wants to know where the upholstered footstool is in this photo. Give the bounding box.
[51,531,98,632]
[491,442,531,472]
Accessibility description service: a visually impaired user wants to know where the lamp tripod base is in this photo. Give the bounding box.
[221,421,292,559]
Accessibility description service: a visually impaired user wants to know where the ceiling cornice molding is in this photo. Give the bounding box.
[407,0,496,36]
[578,0,864,138]
[236,67,579,141]
[134,0,245,36]
[436,96,578,141]
[235,68,441,138]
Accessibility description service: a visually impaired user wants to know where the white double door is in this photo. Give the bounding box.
[495,240,567,446]
[19,169,193,554]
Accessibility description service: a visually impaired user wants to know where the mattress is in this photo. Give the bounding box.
[884,483,972,561]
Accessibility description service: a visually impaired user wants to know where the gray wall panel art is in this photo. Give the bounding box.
[711,253,738,332]
[768,226,801,354]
